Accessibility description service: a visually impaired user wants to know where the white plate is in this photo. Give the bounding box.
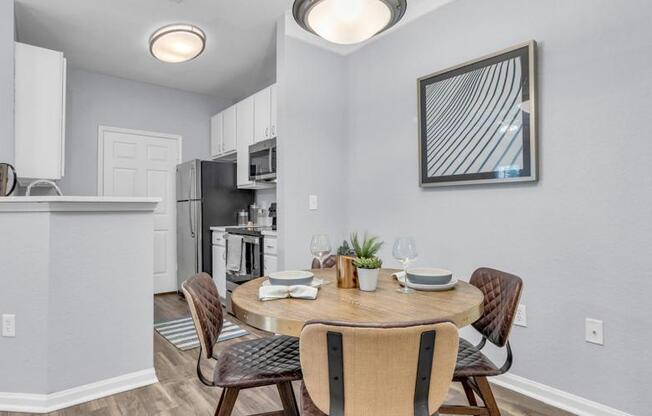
[268,270,314,286]
[396,274,458,291]
[262,278,325,288]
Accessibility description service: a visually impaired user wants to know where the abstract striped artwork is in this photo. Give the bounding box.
[418,42,537,186]
[154,316,248,351]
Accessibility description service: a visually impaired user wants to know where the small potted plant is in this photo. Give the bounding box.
[350,233,384,292]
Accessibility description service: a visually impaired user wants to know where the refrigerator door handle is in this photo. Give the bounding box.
[189,164,196,238]
[189,163,195,201]
[189,200,195,238]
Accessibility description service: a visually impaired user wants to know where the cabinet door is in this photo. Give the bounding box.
[14,42,66,182]
[236,97,255,188]
[213,245,227,301]
[253,86,272,143]
[270,83,278,138]
[210,113,222,158]
[222,105,237,154]
[264,254,278,276]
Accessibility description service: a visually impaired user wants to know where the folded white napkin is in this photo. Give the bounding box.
[392,271,406,280]
[258,285,319,301]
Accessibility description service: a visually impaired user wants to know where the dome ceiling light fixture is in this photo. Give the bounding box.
[293,0,407,45]
[149,24,206,63]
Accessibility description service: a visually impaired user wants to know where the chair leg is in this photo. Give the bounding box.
[215,387,240,416]
[461,379,478,406]
[277,381,299,416]
[475,377,500,416]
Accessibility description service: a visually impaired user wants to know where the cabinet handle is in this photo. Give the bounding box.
[265,127,269,138]
[271,125,276,136]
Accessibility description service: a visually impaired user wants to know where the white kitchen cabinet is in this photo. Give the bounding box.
[14,42,67,184]
[210,113,223,158]
[264,254,278,276]
[236,97,255,188]
[212,231,227,303]
[263,234,278,276]
[254,86,272,143]
[270,84,278,138]
[210,106,236,160]
[222,105,237,154]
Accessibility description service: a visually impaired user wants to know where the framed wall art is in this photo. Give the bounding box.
[418,41,538,187]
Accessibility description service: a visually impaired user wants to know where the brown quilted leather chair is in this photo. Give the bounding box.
[300,319,459,416]
[311,255,337,269]
[440,268,523,416]
[182,273,302,416]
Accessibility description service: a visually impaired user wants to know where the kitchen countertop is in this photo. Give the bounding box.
[0,196,160,212]
[211,225,277,236]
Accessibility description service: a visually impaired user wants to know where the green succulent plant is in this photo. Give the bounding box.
[336,240,355,256]
[350,232,383,258]
[353,256,383,270]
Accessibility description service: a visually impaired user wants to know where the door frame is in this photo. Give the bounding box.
[96,125,183,195]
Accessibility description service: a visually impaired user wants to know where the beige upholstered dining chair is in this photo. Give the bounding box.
[440,267,523,416]
[299,319,459,416]
[182,273,302,416]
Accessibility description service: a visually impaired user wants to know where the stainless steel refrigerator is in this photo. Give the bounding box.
[176,159,253,291]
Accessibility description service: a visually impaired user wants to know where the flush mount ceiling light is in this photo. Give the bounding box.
[149,24,206,63]
[293,0,407,45]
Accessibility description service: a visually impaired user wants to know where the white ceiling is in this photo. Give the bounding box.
[15,0,454,101]
[15,0,293,101]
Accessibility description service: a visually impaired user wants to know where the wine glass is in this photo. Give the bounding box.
[393,237,418,294]
[310,234,332,269]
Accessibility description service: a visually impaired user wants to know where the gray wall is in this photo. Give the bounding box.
[0,0,14,164]
[276,19,349,269]
[343,0,651,414]
[61,68,232,195]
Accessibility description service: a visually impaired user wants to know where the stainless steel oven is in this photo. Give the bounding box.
[249,138,276,182]
[224,229,263,313]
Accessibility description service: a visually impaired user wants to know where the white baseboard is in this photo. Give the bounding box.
[0,368,158,414]
[492,373,633,416]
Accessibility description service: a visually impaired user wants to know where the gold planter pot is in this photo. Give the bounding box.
[335,255,358,289]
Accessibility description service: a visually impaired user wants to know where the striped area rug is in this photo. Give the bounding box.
[154,316,248,351]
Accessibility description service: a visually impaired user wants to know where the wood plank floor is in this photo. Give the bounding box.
[1,294,575,416]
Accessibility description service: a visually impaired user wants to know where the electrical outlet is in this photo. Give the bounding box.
[309,195,318,210]
[585,318,604,345]
[2,314,15,337]
[514,304,527,327]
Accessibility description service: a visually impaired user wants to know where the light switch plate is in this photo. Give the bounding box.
[2,314,15,337]
[514,304,527,327]
[309,195,318,210]
[585,318,604,345]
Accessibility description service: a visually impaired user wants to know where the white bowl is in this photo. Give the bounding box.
[406,267,453,285]
[268,270,314,286]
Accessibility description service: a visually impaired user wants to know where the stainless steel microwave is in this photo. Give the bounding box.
[249,138,276,181]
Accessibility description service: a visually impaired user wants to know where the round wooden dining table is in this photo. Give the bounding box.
[231,268,484,336]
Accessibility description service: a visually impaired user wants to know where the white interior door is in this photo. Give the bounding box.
[99,127,181,293]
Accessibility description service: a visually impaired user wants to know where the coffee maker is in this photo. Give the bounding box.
[269,203,277,231]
